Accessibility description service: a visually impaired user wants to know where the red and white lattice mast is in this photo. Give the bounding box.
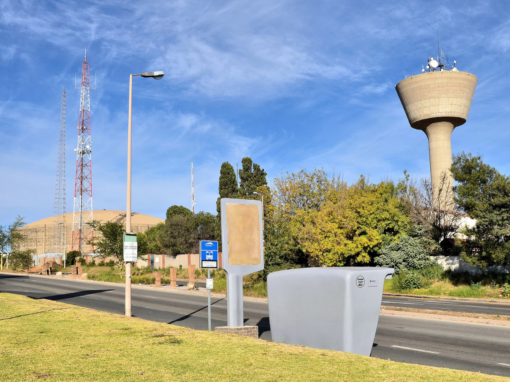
[191,162,196,213]
[72,49,95,253]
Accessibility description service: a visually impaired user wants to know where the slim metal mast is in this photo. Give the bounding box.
[51,89,67,255]
[72,50,95,254]
[191,162,196,213]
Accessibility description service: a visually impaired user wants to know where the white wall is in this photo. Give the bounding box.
[433,255,510,275]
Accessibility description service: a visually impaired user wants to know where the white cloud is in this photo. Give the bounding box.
[2,45,16,61]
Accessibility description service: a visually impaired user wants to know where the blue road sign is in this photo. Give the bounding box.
[200,240,218,268]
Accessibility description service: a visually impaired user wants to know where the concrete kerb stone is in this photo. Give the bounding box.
[215,326,259,339]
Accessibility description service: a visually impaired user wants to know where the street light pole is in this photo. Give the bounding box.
[125,73,136,317]
[125,71,164,318]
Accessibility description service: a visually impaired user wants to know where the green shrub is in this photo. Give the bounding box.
[391,270,422,292]
[9,250,34,271]
[66,250,80,265]
[502,283,510,298]
[419,264,444,280]
[132,275,155,285]
[375,236,435,273]
[51,263,63,272]
[401,272,422,290]
[212,277,226,293]
[87,273,124,283]
[243,281,267,297]
[470,281,482,291]
[78,258,87,266]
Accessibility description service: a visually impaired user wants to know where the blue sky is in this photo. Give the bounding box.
[1,0,510,226]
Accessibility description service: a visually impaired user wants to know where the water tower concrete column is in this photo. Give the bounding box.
[424,120,454,192]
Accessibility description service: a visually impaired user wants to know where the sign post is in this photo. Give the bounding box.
[200,240,218,331]
[123,233,137,317]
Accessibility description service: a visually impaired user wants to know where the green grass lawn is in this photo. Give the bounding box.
[0,293,507,381]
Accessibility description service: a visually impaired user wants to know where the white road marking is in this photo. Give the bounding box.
[382,301,416,305]
[498,363,510,367]
[391,345,440,354]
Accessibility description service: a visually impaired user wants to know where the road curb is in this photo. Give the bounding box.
[383,292,510,305]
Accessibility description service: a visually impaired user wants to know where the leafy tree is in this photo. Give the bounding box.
[239,157,268,197]
[216,162,239,250]
[159,215,195,255]
[158,212,218,255]
[216,162,239,214]
[294,178,409,266]
[269,168,345,269]
[137,223,164,254]
[9,249,34,271]
[0,227,7,270]
[452,152,505,218]
[461,178,510,267]
[66,250,81,266]
[262,185,307,277]
[88,221,148,263]
[273,168,341,215]
[399,171,462,247]
[194,212,218,243]
[375,235,436,273]
[166,205,192,221]
[0,215,26,269]
[450,153,510,266]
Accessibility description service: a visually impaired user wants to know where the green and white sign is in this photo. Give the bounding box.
[123,233,138,262]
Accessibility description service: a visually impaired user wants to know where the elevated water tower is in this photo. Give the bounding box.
[396,52,477,201]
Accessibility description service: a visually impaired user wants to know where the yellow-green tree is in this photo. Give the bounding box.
[293,178,409,266]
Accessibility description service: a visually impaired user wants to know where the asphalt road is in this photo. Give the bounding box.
[1,274,510,378]
[381,295,510,316]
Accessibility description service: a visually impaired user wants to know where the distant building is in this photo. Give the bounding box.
[18,210,164,256]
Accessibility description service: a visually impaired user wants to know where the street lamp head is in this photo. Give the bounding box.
[141,71,165,80]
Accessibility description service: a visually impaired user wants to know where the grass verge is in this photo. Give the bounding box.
[0,293,507,382]
[384,278,509,299]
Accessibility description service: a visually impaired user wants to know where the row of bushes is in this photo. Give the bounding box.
[387,264,510,297]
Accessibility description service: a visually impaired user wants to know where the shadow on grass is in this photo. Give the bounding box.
[167,297,226,325]
[0,307,69,321]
